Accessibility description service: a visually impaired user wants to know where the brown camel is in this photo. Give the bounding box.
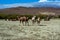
[17,16,29,26]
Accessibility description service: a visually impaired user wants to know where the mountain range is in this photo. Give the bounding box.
[0,7,60,15]
[0,2,60,15]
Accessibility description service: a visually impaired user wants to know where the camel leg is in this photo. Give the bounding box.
[23,21,25,26]
[19,20,21,26]
[24,21,26,26]
[19,20,23,26]
[26,21,29,26]
[32,21,35,26]
[37,21,40,26]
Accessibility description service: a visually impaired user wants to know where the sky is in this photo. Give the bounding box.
[0,0,60,9]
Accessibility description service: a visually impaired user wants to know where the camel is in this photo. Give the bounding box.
[17,16,29,26]
[17,16,41,26]
[31,16,36,24]
[36,17,41,25]
[31,16,41,25]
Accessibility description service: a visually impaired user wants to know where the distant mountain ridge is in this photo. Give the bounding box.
[33,2,60,8]
[0,2,60,9]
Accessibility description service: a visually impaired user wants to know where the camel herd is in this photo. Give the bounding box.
[5,15,53,26]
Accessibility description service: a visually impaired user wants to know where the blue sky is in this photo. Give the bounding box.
[0,0,39,4]
[0,0,60,4]
[0,0,60,9]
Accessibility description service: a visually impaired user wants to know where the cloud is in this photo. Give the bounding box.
[33,2,60,8]
[38,0,60,2]
[38,0,47,2]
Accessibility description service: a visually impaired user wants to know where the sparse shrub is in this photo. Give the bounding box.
[58,15,60,18]
[0,13,60,19]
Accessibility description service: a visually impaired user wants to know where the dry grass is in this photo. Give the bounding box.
[0,19,60,40]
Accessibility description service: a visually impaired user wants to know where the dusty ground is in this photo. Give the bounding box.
[0,19,60,40]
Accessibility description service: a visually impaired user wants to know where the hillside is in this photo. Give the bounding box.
[0,7,60,15]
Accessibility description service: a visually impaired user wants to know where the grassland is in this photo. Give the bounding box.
[0,19,60,40]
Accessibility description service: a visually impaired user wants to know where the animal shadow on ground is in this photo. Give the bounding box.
[38,25,47,26]
[19,24,47,26]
